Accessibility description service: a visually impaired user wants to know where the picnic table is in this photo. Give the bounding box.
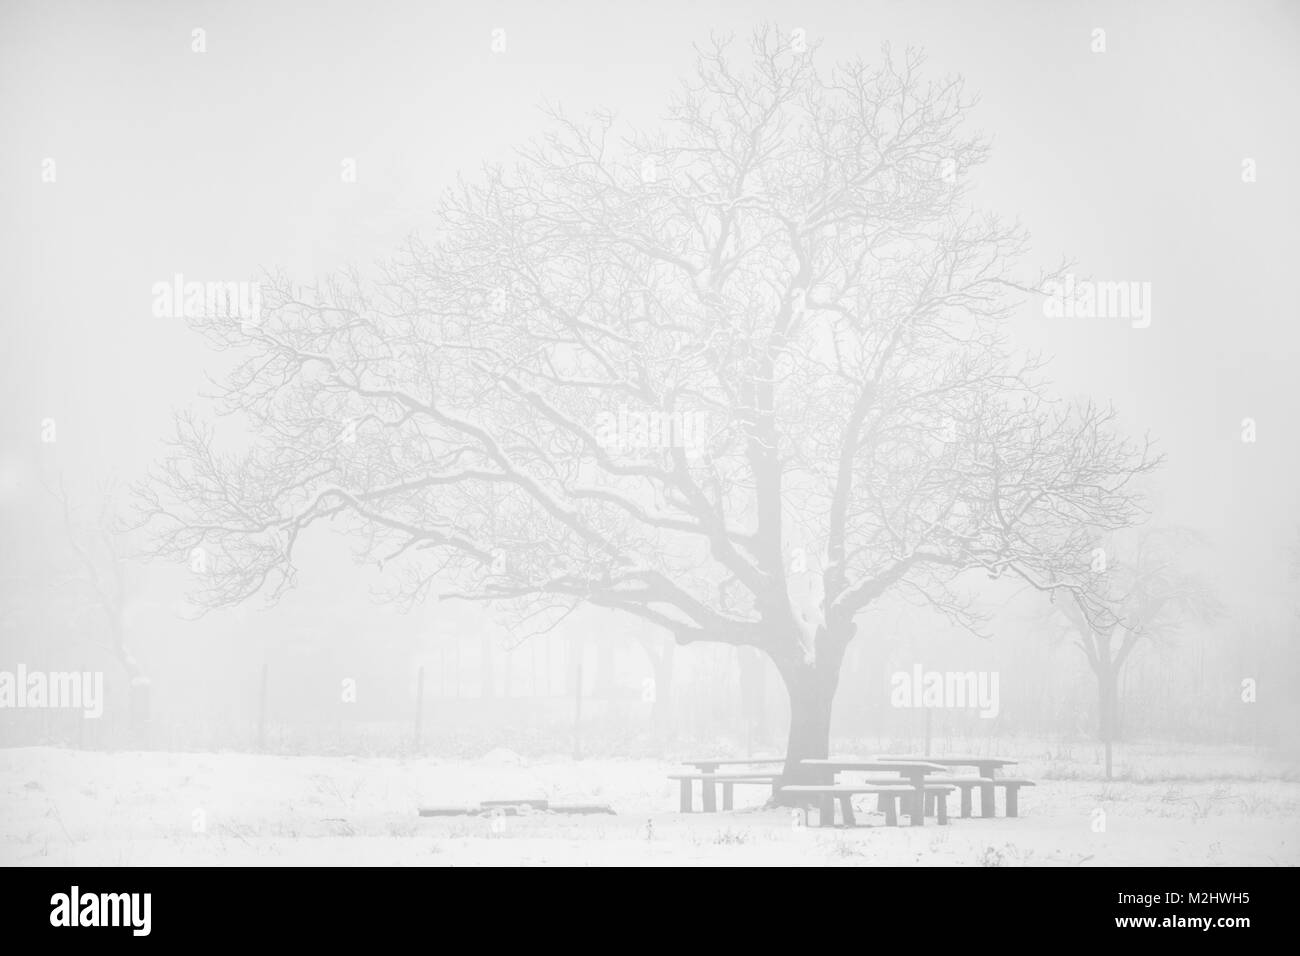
[802,758,948,783]
[876,755,1028,817]
[683,757,786,775]
[800,759,948,821]
[671,758,786,812]
[875,754,1017,778]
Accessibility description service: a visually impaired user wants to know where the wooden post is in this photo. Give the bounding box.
[839,794,856,827]
[257,661,269,751]
[701,777,717,812]
[572,652,584,761]
[414,664,425,751]
[819,792,834,827]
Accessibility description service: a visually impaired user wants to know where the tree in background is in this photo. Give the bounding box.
[49,479,150,744]
[1053,527,1219,778]
[138,28,1157,789]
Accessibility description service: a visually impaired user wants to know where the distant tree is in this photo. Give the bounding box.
[49,479,150,742]
[139,28,1157,789]
[1053,527,1219,778]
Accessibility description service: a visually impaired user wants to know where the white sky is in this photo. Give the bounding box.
[2,0,1297,611]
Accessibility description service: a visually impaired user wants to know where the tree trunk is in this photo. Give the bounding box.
[1097,664,1119,780]
[771,638,848,802]
[781,673,833,783]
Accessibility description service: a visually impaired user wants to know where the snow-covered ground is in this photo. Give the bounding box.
[2,746,1296,866]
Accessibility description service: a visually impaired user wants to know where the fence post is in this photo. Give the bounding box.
[414,664,425,751]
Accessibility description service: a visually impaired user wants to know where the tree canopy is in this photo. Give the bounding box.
[140,29,1158,695]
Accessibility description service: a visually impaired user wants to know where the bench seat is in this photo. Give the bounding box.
[918,775,1036,817]
[779,783,955,827]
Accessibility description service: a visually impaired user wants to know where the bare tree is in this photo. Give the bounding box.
[138,28,1157,788]
[1053,527,1219,778]
[49,479,150,742]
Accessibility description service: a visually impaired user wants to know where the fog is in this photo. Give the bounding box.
[2,0,1298,867]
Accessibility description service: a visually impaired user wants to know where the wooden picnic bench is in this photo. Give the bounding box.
[682,757,786,775]
[671,758,786,812]
[780,783,955,827]
[876,755,1033,817]
[801,759,949,820]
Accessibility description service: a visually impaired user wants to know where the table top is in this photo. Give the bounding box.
[683,758,786,768]
[875,754,1018,768]
[801,758,948,774]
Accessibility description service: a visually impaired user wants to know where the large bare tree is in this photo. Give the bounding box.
[139,28,1157,787]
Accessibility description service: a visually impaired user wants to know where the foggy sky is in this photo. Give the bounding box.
[2,0,1297,614]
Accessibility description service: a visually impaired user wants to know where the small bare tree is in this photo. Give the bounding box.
[49,479,149,742]
[1053,527,1219,778]
[139,28,1157,787]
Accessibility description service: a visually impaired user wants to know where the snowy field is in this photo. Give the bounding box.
[2,746,1297,866]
